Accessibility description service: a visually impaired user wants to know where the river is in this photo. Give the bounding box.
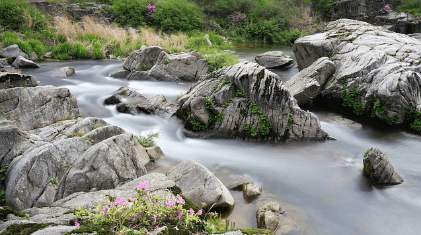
[18,45,421,235]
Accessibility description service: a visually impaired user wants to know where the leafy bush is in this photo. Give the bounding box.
[154,0,205,32]
[111,0,149,27]
[26,39,46,59]
[52,42,72,60]
[396,0,421,17]
[0,0,49,31]
[204,52,239,72]
[134,132,159,147]
[72,43,89,59]
[92,41,104,59]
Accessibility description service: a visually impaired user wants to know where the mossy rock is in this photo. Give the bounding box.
[0,223,56,235]
[64,225,111,235]
[0,206,25,220]
[239,228,273,235]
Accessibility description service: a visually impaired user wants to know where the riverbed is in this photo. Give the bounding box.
[19,45,421,235]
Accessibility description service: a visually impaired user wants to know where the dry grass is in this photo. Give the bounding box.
[291,7,324,34]
[10,68,22,74]
[139,27,189,52]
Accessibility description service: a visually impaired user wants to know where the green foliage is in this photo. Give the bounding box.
[136,65,151,71]
[396,0,421,17]
[410,120,421,132]
[223,98,234,108]
[235,89,246,97]
[250,127,257,137]
[342,82,365,116]
[214,79,233,92]
[242,122,249,131]
[111,0,149,27]
[164,59,170,65]
[154,0,205,32]
[386,114,400,123]
[50,178,58,185]
[286,112,294,131]
[329,56,337,61]
[26,39,45,59]
[364,149,370,158]
[205,96,214,110]
[0,0,49,31]
[92,41,104,59]
[0,206,25,220]
[209,112,225,125]
[6,56,13,64]
[371,99,387,118]
[52,42,72,60]
[190,119,207,131]
[72,43,89,59]
[134,132,159,147]
[205,53,239,72]
[0,190,5,205]
[311,0,337,19]
[249,101,271,136]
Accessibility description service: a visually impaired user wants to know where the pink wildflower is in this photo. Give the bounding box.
[116,197,127,206]
[153,214,157,222]
[190,208,194,215]
[74,221,80,227]
[177,210,182,218]
[136,182,149,190]
[131,217,136,222]
[130,198,135,202]
[197,210,202,215]
[167,200,175,208]
[156,227,161,231]
[174,226,179,231]
[104,206,109,215]
[177,198,185,205]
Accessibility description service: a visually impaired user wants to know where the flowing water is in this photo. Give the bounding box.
[19,45,421,235]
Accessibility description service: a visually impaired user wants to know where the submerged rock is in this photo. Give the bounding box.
[285,57,336,106]
[363,147,404,185]
[176,61,329,141]
[293,19,421,127]
[11,56,40,69]
[254,51,295,70]
[0,45,29,60]
[167,159,235,210]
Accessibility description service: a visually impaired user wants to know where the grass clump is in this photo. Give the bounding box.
[134,132,159,147]
[190,119,207,131]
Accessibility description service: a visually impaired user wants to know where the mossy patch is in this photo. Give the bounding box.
[239,228,273,235]
[0,206,25,220]
[0,223,56,235]
[64,225,110,235]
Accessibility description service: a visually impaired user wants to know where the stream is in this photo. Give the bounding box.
[18,44,421,235]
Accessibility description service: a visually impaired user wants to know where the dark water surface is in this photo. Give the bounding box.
[19,46,421,235]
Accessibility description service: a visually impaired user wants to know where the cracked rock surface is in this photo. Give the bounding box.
[363,147,404,185]
[293,19,421,126]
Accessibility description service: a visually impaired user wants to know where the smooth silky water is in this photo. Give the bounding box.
[20,45,421,235]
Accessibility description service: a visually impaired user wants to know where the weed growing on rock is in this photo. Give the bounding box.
[342,81,365,116]
[190,120,207,131]
[184,60,191,65]
[249,101,271,136]
[250,127,257,137]
[50,178,58,185]
[223,98,234,108]
[134,132,159,147]
[205,97,213,110]
[67,131,86,138]
[410,120,421,132]
[214,79,233,92]
[386,115,400,123]
[242,122,249,131]
[371,99,386,118]
[137,65,151,71]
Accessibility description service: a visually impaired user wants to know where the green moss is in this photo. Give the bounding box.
[0,223,56,235]
[190,119,207,131]
[235,89,246,98]
[386,114,400,123]
[364,149,370,158]
[64,225,110,235]
[410,120,421,132]
[0,206,25,220]
[371,99,386,118]
[214,79,233,92]
[239,228,273,235]
[363,161,375,177]
[342,82,365,116]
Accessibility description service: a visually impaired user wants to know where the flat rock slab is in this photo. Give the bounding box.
[167,159,234,209]
[363,147,403,185]
[255,51,295,69]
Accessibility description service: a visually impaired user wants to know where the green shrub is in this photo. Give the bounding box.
[0,0,49,31]
[26,39,46,59]
[72,42,89,59]
[396,0,421,17]
[154,0,205,32]
[205,52,239,72]
[92,41,104,59]
[134,132,159,147]
[112,0,149,27]
[52,42,72,60]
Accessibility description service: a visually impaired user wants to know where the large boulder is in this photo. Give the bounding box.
[363,147,404,185]
[0,86,80,130]
[11,56,40,69]
[254,51,295,70]
[176,62,330,141]
[285,57,336,106]
[0,72,40,89]
[123,46,166,72]
[293,19,421,128]
[0,45,29,60]
[166,159,234,210]
[47,66,75,78]
[374,11,421,34]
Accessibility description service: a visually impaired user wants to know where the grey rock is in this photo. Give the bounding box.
[31,225,78,235]
[408,33,421,40]
[145,146,165,164]
[127,70,151,80]
[32,2,109,20]
[57,133,148,199]
[243,183,262,200]
[5,137,90,210]
[82,125,126,146]
[0,45,29,60]
[109,68,130,78]
[21,207,77,225]
[0,72,40,89]
[374,11,421,34]
[44,52,52,59]
[363,147,404,185]
[53,173,175,209]
[254,51,295,69]
[294,19,421,126]
[256,202,283,231]
[0,86,79,130]
[11,56,40,69]
[285,57,336,105]
[166,159,234,209]
[123,46,166,71]
[48,66,75,78]
[104,94,122,105]
[0,58,8,66]
[63,117,109,137]
[177,62,329,141]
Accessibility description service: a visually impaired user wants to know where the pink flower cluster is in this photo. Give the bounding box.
[379,5,390,14]
[147,4,157,19]
[236,13,246,21]
[136,181,149,191]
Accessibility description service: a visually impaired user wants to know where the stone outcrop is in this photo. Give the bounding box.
[48,66,75,78]
[293,19,421,127]
[285,57,336,106]
[11,56,40,69]
[106,87,177,119]
[330,1,421,34]
[256,202,299,235]
[0,72,40,89]
[176,61,329,141]
[363,147,404,185]
[230,182,262,201]
[167,159,235,209]
[0,45,29,60]
[0,86,80,130]
[31,2,109,20]
[254,51,295,70]
[111,46,209,82]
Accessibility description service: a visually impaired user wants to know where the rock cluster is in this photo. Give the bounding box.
[363,147,404,185]
[176,61,329,141]
[110,46,209,82]
[292,19,421,127]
